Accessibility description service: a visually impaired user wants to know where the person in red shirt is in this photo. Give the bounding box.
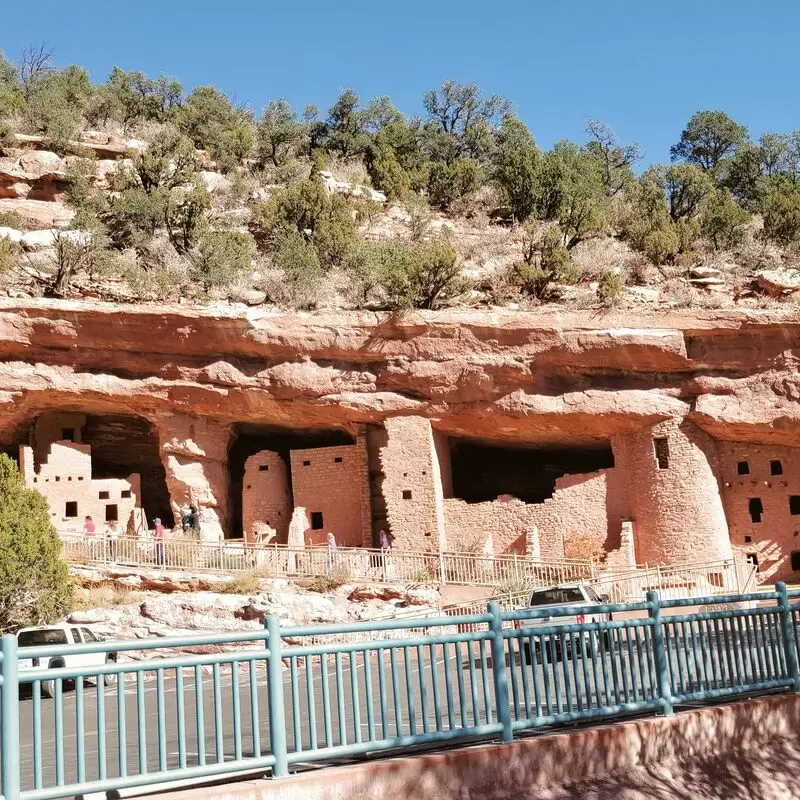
[83,515,95,535]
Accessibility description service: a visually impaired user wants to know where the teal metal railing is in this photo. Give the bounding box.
[1,583,799,800]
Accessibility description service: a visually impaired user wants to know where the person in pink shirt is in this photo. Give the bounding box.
[153,518,166,566]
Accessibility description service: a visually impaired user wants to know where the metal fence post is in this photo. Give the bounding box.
[646,591,673,716]
[776,582,800,692]
[1,634,20,800]
[488,601,512,743]
[265,615,289,778]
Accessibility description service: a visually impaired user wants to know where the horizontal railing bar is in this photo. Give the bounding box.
[502,601,650,620]
[18,650,270,683]
[285,630,493,657]
[281,613,492,637]
[658,591,776,608]
[511,699,662,731]
[504,619,654,637]
[18,630,270,660]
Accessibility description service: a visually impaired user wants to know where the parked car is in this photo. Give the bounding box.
[16,624,117,698]
[515,584,612,662]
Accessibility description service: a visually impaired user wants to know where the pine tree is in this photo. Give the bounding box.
[0,453,72,631]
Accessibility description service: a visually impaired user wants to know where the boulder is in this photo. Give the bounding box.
[757,268,800,297]
[347,585,407,602]
[0,227,23,243]
[18,151,63,177]
[690,266,723,279]
[0,198,74,228]
[68,609,109,624]
[20,228,91,251]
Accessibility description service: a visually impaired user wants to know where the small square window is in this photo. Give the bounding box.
[790,496,800,516]
[792,552,800,572]
[737,461,750,475]
[61,428,75,442]
[771,460,783,476]
[310,512,324,530]
[67,476,72,481]
[402,490,413,500]
[98,491,110,500]
[303,460,311,467]
[259,465,269,472]
[121,490,131,499]
[334,457,343,463]
[54,476,60,482]
[65,501,78,518]
[744,535,752,543]
[77,476,84,481]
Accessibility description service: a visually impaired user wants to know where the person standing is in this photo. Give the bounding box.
[106,520,119,565]
[325,532,337,575]
[83,515,96,559]
[379,527,392,578]
[153,517,166,566]
[188,505,201,537]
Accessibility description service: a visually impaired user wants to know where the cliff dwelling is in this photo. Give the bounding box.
[4,303,800,581]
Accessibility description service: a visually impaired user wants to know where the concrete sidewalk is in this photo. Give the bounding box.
[148,695,800,800]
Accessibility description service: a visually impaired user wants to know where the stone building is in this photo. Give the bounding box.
[19,414,144,533]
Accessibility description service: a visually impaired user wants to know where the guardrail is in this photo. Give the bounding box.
[58,532,594,588]
[1,584,799,800]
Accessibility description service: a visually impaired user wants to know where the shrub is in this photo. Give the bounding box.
[0,453,73,630]
[427,159,481,210]
[272,231,324,304]
[510,225,577,299]
[214,571,268,595]
[192,229,253,289]
[380,236,466,310]
[0,238,17,276]
[0,210,23,229]
[308,564,353,593]
[597,270,622,306]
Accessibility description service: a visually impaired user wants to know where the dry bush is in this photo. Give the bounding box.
[326,156,371,188]
[213,571,267,595]
[307,564,353,593]
[72,584,140,610]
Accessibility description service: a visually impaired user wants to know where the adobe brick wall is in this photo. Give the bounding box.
[355,428,374,548]
[716,442,800,582]
[617,420,733,566]
[290,445,363,547]
[33,412,86,466]
[443,470,620,560]
[22,442,142,533]
[379,417,446,553]
[242,451,291,544]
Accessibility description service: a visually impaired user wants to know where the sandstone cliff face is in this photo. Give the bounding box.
[2,299,800,573]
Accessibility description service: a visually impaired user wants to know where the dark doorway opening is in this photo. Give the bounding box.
[105,504,118,522]
[749,498,764,523]
[448,437,614,504]
[228,424,354,539]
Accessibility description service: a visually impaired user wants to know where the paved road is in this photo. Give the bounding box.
[16,622,783,794]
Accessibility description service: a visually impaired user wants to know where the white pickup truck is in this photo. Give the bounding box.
[17,623,117,698]
[515,584,612,662]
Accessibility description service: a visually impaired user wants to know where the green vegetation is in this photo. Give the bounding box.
[0,453,73,630]
[2,44,800,309]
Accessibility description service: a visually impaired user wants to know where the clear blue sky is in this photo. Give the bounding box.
[2,1,798,164]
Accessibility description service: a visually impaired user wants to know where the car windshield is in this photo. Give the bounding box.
[529,588,585,606]
[18,629,68,647]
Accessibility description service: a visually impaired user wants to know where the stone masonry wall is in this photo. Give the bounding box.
[443,470,617,561]
[290,445,363,547]
[241,450,291,544]
[379,416,446,553]
[21,442,142,532]
[617,420,733,566]
[716,442,800,582]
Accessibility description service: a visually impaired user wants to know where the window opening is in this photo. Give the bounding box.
[61,428,75,442]
[334,457,343,463]
[746,553,759,570]
[310,512,324,530]
[737,461,749,475]
[259,465,269,471]
[65,501,78,518]
[749,498,764,523]
[105,504,118,522]
[771,460,783,476]
[98,491,110,500]
[653,437,669,469]
[790,496,800,516]
[402,490,413,500]
[121,489,131,499]
[303,460,311,467]
[792,552,800,572]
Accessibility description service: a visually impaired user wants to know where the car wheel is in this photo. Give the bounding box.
[103,655,118,687]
